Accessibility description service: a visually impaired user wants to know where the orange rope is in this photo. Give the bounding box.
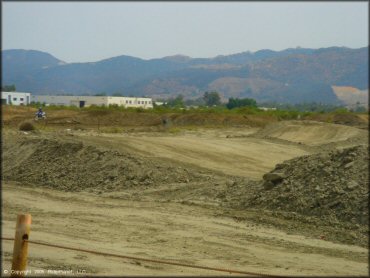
[2,236,281,277]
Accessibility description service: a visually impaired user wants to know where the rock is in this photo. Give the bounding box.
[344,161,354,169]
[343,157,353,164]
[263,172,286,183]
[347,181,358,190]
[275,163,288,170]
[226,179,236,186]
[263,181,276,190]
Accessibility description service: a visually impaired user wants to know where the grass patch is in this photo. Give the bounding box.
[167,127,182,134]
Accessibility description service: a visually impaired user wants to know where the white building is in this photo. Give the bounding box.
[1,92,31,105]
[31,95,153,109]
[258,107,277,111]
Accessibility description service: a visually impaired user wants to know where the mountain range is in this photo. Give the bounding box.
[2,47,368,105]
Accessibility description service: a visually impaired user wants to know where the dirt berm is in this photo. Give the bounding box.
[2,132,246,200]
[2,134,217,192]
[244,145,369,226]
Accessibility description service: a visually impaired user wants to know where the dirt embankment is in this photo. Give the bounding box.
[2,127,368,247]
[246,145,369,224]
[228,145,369,247]
[306,112,368,129]
[2,106,278,129]
[249,120,368,147]
[2,134,222,193]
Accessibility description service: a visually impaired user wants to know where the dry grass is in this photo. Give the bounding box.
[3,105,367,131]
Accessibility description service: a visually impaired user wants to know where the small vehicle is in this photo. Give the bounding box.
[35,111,47,121]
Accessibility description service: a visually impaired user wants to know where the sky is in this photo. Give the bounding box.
[2,1,369,63]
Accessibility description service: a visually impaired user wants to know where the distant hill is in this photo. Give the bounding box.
[2,47,368,104]
[2,49,65,80]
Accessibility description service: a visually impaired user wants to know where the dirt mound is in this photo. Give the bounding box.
[2,136,206,192]
[251,120,367,146]
[331,113,368,126]
[18,121,36,131]
[306,113,368,129]
[245,145,369,225]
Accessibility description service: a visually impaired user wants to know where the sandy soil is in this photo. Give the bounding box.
[75,128,309,179]
[252,120,368,146]
[2,119,368,276]
[2,183,367,276]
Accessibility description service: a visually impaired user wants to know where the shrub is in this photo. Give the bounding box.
[19,121,35,131]
[226,97,257,109]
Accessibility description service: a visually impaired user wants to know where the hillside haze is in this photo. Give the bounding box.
[2,47,368,104]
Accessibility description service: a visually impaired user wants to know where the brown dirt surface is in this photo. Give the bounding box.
[2,133,211,192]
[1,107,369,276]
[2,183,368,276]
[250,120,368,147]
[305,112,368,129]
[72,130,309,179]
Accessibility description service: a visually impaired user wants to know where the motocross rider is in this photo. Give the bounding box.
[37,107,44,118]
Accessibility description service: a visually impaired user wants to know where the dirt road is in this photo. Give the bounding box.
[2,183,367,276]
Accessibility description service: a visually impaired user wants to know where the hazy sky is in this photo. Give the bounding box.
[2,2,368,63]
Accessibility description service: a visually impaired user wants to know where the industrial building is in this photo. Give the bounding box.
[1,92,31,105]
[31,95,153,109]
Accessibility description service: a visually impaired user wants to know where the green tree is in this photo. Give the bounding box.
[184,97,205,106]
[164,94,185,108]
[2,85,16,92]
[203,91,221,106]
[226,97,257,109]
[94,92,107,96]
[112,92,124,96]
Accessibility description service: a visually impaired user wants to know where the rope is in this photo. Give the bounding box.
[2,236,281,277]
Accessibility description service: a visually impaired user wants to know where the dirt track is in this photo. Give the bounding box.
[74,120,367,179]
[75,129,309,179]
[2,183,368,276]
[252,120,367,146]
[1,116,369,276]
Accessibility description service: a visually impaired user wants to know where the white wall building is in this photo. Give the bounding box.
[31,95,153,109]
[1,92,31,105]
[258,107,277,111]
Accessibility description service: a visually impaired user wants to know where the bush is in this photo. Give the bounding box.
[19,121,35,131]
[226,97,257,109]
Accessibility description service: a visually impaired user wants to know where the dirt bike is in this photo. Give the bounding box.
[35,112,47,121]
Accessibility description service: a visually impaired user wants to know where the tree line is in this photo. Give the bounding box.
[2,85,16,92]
[159,91,363,113]
[160,91,257,110]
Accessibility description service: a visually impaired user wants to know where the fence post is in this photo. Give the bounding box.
[11,214,32,277]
